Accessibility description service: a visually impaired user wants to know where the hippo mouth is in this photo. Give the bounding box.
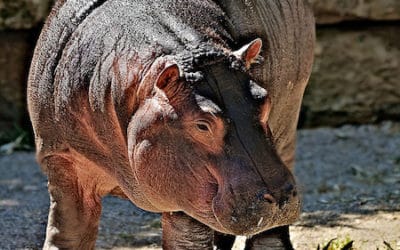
[210,191,301,236]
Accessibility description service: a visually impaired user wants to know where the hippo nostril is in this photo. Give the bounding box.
[255,184,297,208]
[263,193,277,204]
[256,189,277,204]
[283,183,297,197]
[283,183,294,193]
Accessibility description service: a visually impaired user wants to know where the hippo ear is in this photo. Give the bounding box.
[156,64,184,100]
[156,64,180,89]
[260,96,272,125]
[233,38,262,69]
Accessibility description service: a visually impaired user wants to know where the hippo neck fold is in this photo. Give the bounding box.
[174,42,249,84]
[71,0,108,25]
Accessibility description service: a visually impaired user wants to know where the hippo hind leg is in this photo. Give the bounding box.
[42,156,102,250]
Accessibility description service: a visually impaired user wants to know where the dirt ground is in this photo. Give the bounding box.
[0,122,399,249]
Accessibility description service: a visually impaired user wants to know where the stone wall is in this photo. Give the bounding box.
[309,0,399,24]
[0,0,53,141]
[0,30,35,133]
[302,0,400,126]
[0,0,53,29]
[0,0,399,140]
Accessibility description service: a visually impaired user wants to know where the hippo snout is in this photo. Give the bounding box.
[211,183,300,235]
[208,162,300,236]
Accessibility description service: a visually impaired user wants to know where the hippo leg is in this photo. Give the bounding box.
[245,226,294,250]
[42,156,101,250]
[214,231,236,250]
[162,212,213,250]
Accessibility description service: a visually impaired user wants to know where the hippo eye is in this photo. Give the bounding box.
[195,120,211,132]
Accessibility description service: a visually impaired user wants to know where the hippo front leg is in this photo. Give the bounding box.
[42,156,102,249]
[245,226,294,250]
[162,212,214,250]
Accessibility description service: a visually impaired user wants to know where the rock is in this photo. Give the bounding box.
[308,0,400,24]
[0,0,53,30]
[301,25,400,127]
[0,30,35,136]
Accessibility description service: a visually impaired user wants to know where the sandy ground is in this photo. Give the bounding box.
[0,122,399,249]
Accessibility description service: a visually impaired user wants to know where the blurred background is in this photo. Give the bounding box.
[0,0,399,145]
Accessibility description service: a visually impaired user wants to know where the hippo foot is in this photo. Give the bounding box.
[245,226,294,250]
[162,212,214,250]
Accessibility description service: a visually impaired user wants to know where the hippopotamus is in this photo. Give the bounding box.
[28,0,314,249]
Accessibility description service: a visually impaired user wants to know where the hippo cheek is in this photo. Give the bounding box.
[131,140,220,213]
[129,140,181,211]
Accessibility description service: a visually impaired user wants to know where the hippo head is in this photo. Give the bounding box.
[127,39,300,236]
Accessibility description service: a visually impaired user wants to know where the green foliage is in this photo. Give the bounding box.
[318,236,354,250]
[0,125,33,154]
[150,219,161,229]
[394,156,400,166]
[383,241,395,250]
